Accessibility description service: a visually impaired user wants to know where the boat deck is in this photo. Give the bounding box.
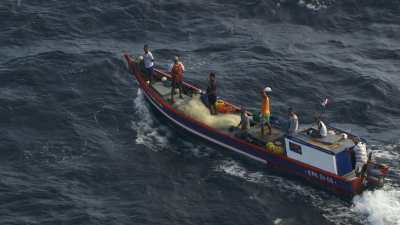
[150,78,358,180]
[152,81,192,108]
[151,81,285,144]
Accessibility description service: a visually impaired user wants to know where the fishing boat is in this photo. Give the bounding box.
[124,54,389,196]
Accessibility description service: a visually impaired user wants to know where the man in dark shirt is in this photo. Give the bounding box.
[236,106,250,139]
[206,72,217,115]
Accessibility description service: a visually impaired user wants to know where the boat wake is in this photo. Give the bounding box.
[215,160,265,183]
[215,158,400,225]
[352,186,400,225]
[132,89,171,151]
[350,144,400,225]
[370,144,400,182]
[371,144,400,161]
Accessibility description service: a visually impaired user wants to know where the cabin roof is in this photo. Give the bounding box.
[292,129,355,154]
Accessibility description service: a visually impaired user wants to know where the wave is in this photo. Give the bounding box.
[175,140,215,158]
[297,0,335,11]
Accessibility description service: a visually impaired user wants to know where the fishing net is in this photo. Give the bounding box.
[177,96,240,129]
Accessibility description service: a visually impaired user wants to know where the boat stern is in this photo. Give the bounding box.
[366,162,389,187]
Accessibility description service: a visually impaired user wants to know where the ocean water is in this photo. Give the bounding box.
[1,0,400,224]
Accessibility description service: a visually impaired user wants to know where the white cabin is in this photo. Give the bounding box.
[285,128,355,176]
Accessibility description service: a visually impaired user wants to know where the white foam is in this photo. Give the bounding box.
[297,0,306,6]
[215,160,265,183]
[273,218,282,224]
[215,160,321,204]
[298,0,332,11]
[352,187,400,225]
[306,3,321,11]
[370,144,400,161]
[132,89,170,150]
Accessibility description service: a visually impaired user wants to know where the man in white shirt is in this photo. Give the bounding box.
[309,117,327,138]
[353,137,368,176]
[143,44,154,84]
[317,118,327,137]
[287,107,299,136]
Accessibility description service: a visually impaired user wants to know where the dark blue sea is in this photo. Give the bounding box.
[1,0,400,224]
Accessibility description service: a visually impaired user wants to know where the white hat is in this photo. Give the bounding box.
[264,87,272,92]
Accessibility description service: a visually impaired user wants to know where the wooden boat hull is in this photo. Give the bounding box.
[124,54,388,197]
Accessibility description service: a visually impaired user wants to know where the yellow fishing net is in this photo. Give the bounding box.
[177,96,240,129]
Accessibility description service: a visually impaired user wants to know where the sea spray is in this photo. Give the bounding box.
[352,187,400,225]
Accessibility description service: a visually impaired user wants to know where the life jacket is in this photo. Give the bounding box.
[171,63,183,82]
[261,95,270,115]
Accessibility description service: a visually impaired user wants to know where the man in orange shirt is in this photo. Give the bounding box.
[169,56,185,103]
[261,87,272,136]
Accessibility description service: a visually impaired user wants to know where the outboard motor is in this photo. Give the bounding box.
[365,152,389,186]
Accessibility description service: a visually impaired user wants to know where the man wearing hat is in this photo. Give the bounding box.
[260,87,272,136]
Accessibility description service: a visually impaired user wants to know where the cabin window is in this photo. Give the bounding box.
[289,142,302,155]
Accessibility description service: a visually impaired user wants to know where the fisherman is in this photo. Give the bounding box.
[260,87,272,136]
[287,107,299,136]
[206,72,217,115]
[137,56,145,72]
[316,117,328,138]
[143,44,155,84]
[353,137,368,176]
[169,56,185,103]
[309,116,327,138]
[236,106,250,139]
